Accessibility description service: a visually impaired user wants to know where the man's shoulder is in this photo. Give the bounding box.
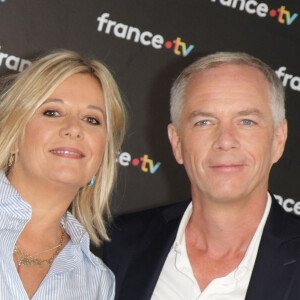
[107,200,190,238]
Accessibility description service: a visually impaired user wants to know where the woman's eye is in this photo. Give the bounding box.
[84,116,100,125]
[43,110,60,117]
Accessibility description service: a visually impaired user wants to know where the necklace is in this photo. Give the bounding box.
[13,225,65,273]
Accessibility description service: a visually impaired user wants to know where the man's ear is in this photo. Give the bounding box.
[168,123,183,165]
[272,119,288,164]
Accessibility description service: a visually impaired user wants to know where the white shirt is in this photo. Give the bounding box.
[0,172,115,300]
[151,194,272,300]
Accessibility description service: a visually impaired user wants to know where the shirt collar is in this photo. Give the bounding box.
[0,171,105,271]
[236,193,271,274]
[0,171,32,219]
[174,201,193,254]
[173,193,272,274]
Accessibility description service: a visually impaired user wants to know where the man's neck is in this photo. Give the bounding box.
[187,190,268,254]
[184,191,269,290]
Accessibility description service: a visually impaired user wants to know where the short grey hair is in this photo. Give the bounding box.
[170,52,285,129]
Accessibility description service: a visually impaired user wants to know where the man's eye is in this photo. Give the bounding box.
[241,119,254,126]
[43,110,60,117]
[84,116,100,125]
[197,120,211,126]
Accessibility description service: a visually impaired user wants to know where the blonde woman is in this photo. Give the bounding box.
[0,50,126,299]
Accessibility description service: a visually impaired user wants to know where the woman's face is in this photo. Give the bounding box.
[11,73,107,190]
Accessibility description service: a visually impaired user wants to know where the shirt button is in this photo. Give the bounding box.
[222,278,231,286]
[235,267,246,279]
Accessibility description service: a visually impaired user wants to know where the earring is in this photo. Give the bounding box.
[8,153,14,167]
[88,177,95,187]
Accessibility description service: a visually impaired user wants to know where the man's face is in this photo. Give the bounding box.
[168,64,287,204]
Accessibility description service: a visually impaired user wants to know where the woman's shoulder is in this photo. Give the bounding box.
[84,246,114,277]
[63,212,114,277]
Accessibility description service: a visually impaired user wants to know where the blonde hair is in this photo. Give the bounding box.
[0,49,126,245]
[171,52,285,129]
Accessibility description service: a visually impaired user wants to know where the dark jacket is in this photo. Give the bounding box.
[102,195,300,300]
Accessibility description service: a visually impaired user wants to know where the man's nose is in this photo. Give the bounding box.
[212,123,239,151]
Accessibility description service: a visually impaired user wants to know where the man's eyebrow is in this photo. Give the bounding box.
[189,110,215,119]
[187,108,265,121]
[237,108,264,117]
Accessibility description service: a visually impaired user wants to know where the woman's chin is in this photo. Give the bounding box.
[48,175,87,189]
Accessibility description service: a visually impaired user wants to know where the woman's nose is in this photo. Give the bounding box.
[59,118,82,139]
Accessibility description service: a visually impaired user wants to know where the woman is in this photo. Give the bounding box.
[0,50,126,299]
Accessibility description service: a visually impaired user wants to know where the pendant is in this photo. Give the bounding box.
[17,261,21,274]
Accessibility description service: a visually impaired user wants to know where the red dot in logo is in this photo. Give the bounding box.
[132,158,140,166]
[165,41,172,49]
[269,9,277,17]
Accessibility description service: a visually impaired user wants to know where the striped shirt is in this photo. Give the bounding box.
[0,172,115,300]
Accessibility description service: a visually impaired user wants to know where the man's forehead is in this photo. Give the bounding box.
[182,63,273,119]
[190,63,265,83]
[184,63,270,98]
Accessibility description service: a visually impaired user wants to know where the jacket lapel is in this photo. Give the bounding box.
[118,201,190,300]
[246,197,300,300]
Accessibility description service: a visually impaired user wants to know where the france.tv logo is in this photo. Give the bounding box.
[269,6,298,25]
[117,151,161,174]
[210,0,298,26]
[97,13,194,57]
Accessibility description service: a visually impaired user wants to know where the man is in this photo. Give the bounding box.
[103,52,300,299]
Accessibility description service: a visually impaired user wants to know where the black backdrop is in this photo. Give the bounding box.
[0,0,299,215]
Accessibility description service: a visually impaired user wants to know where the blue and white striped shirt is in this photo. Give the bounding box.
[0,172,115,299]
